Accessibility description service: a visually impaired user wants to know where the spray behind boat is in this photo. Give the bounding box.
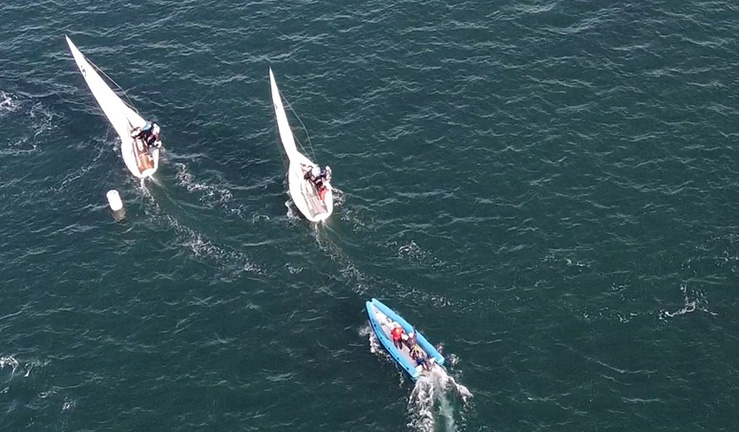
[408,367,473,432]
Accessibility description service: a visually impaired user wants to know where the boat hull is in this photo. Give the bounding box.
[366,298,445,382]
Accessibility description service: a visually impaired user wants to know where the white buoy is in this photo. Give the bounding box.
[107,190,125,222]
[106,190,123,211]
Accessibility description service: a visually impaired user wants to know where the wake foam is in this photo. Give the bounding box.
[165,213,263,278]
[331,186,345,208]
[660,283,717,319]
[0,356,49,380]
[0,355,20,376]
[362,323,385,357]
[285,199,301,220]
[408,367,473,432]
[314,226,372,295]
[0,92,56,156]
[0,91,17,115]
[175,162,234,208]
[136,181,263,280]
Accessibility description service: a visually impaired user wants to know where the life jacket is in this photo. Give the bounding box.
[391,327,403,341]
[411,345,423,358]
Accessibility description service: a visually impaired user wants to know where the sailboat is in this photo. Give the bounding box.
[269,68,334,223]
[66,36,160,179]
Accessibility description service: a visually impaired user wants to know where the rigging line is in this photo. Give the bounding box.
[281,91,317,162]
[86,56,139,115]
[272,105,288,171]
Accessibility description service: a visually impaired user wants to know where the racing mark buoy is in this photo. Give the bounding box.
[106,190,123,211]
[107,190,125,222]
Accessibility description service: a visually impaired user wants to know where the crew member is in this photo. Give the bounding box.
[304,165,332,201]
[410,344,424,360]
[305,165,332,188]
[403,330,418,349]
[390,324,405,350]
[416,355,435,372]
[131,121,161,149]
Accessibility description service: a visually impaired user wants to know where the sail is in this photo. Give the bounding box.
[269,68,300,159]
[66,36,146,141]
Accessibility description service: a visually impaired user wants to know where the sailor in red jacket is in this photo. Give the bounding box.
[391,325,405,350]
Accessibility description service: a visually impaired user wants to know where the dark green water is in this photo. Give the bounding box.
[2,0,739,430]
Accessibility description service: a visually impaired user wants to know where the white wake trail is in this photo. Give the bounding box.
[408,367,473,432]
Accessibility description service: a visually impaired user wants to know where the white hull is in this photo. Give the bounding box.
[269,68,333,222]
[66,36,160,179]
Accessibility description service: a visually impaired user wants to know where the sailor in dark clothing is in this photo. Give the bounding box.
[415,354,432,372]
[317,165,332,185]
[304,165,332,188]
[304,165,333,201]
[131,121,161,149]
[403,331,418,349]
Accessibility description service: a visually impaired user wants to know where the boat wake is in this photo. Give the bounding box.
[55,136,107,193]
[659,283,717,320]
[0,355,20,376]
[0,91,17,115]
[164,212,264,280]
[0,92,56,156]
[285,199,301,221]
[133,179,264,280]
[1,355,50,380]
[330,186,345,208]
[175,162,234,209]
[408,367,473,432]
[314,228,373,296]
[362,323,387,359]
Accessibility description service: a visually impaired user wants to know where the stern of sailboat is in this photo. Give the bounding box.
[132,137,155,173]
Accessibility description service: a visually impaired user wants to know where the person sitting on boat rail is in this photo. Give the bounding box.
[390,324,405,350]
[131,121,161,149]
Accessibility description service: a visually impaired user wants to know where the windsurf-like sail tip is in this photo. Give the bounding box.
[65,35,82,60]
[268,68,278,99]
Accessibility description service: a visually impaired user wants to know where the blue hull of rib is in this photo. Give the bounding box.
[366,298,445,382]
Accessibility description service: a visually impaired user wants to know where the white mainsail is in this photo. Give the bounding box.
[66,36,159,179]
[269,68,333,222]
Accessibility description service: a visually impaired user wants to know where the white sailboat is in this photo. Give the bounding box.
[269,68,334,223]
[66,36,160,179]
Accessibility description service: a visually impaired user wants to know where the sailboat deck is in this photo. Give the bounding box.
[301,181,328,218]
[132,138,154,172]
